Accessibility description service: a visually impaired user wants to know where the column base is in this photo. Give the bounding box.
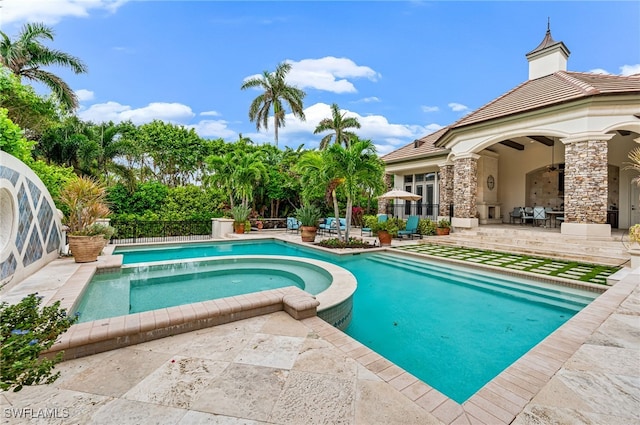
[451,217,479,229]
[560,223,611,238]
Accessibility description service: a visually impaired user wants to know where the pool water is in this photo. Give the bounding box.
[109,239,597,403]
[74,256,331,322]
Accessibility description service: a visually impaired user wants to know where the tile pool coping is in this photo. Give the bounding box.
[35,236,638,424]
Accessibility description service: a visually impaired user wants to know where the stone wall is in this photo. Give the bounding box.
[564,139,608,223]
[453,156,478,218]
[378,173,392,214]
[438,164,454,216]
[0,152,63,287]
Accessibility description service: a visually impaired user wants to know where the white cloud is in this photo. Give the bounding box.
[200,111,221,117]
[242,57,380,94]
[243,102,438,153]
[2,0,129,25]
[448,102,469,112]
[75,89,94,102]
[621,64,640,76]
[78,101,195,125]
[588,68,610,75]
[77,100,238,139]
[357,97,381,103]
[187,120,236,139]
[421,105,439,113]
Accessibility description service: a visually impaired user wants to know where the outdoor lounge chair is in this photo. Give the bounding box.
[397,215,422,239]
[286,217,300,233]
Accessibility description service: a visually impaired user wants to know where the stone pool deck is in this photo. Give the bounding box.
[0,236,638,424]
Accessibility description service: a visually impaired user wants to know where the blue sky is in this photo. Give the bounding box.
[3,1,639,154]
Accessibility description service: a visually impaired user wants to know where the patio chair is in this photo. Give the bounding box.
[397,215,422,239]
[286,217,300,233]
[362,214,387,236]
[509,207,523,224]
[533,206,550,227]
[521,207,535,225]
[318,217,333,235]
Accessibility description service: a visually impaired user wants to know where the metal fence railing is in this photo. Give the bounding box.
[387,203,440,221]
[110,220,212,244]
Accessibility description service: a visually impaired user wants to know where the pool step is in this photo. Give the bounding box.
[367,254,595,312]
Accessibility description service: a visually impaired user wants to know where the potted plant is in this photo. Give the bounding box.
[436,219,451,236]
[295,203,322,242]
[58,176,115,263]
[230,205,251,234]
[367,216,399,246]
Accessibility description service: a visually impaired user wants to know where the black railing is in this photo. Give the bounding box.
[110,220,212,244]
[387,203,440,220]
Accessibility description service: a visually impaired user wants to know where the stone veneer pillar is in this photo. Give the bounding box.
[561,133,613,238]
[438,163,454,217]
[378,173,392,214]
[452,153,480,228]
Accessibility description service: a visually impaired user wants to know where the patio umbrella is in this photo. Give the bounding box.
[377,189,422,216]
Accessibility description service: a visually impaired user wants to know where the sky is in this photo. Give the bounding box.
[2,1,639,154]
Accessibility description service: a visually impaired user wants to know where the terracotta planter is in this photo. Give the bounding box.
[68,235,106,263]
[300,226,318,242]
[234,222,245,234]
[256,221,263,231]
[377,230,392,246]
[436,227,450,236]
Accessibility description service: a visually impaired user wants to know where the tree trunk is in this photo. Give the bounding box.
[344,197,353,240]
[332,189,342,240]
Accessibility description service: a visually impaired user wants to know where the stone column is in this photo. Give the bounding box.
[438,163,454,217]
[378,173,392,215]
[452,153,480,228]
[561,133,613,238]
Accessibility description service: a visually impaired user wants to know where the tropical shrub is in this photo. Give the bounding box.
[418,218,436,236]
[0,294,77,392]
[28,159,75,204]
[630,224,640,244]
[0,108,34,162]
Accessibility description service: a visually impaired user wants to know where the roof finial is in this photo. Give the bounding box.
[547,17,550,32]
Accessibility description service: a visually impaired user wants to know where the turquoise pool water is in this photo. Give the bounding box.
[74,256,331,322]
[111,239,597,403]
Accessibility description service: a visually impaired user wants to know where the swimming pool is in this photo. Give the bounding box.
[110,239,598,403]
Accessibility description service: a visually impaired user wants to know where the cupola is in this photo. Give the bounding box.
[525,21,570,80]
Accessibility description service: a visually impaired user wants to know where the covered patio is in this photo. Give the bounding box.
[382,26,640,239]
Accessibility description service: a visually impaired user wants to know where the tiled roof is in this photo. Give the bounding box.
[381,126,449,163]
[383,71,640,163]
[450,71,640,130]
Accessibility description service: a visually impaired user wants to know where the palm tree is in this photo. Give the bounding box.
[323,139,385,240]
[232,150,268,208]
[626,147,640,187]
[314,103,361,150]
[241,62,305,146]
[0,22,87,111]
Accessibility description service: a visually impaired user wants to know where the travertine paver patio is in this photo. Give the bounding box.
[0,234,638,424]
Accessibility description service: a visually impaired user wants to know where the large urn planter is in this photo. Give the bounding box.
[68,235,106,263]
[377,230,392,246]
[301,226,318,242]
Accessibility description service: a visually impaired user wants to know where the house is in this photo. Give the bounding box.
[381,26,640,238]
